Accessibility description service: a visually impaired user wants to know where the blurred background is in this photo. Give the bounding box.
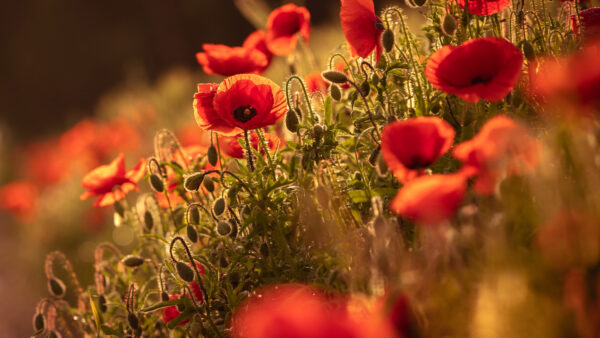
[0,0,395,335]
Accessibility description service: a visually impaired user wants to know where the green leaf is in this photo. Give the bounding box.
[140,298,182,312]
[347,190,369,203]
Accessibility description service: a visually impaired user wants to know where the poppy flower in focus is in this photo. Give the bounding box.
[265,4,311,56]
[243,30,274,72]
[571,8,600,42]
[231,283,395,338]
[0,181,39,222]
[305,72,330,93]
[80,153,146,207]
[455,0,510,16]
[381,117,455,183]
[425,37,523,102]
[196,44,269,76]
[222,131,282,159]
[390,173,467,225]
[194,84,241,136]
[452,115,540,195]
[162,294,190,326]
[340,0,384,63]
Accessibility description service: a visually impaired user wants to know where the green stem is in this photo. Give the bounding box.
[243,130,255,172]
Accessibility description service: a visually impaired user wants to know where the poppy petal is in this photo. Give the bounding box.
[193,83,241,136]
[340,0,384,61]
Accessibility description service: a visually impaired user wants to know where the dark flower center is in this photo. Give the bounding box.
[470,75,493,85]
[405,156,432,170]
[233,105,258,123]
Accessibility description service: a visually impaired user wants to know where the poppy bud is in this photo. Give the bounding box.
[431,103,441,114]
[189,206,200,224]
[330,84,342,101]
[522,41,535,61]
[207,144,218,167]
[517,10,525,25]
[227,187,238,201]
[293,107,303,120]
[213,197,226,216]
[149,174,165,193]
[375,19,385,30]
[219,255,229,268]
[98,295,107,313]
[360,80,370,96]
[242,205,251,217]
[202,175,215,193]
[143,210,154,230]
[161,292,169,302]
[229,218,238,239]
[127,313,139,330]
[322,71,349,84]
[285,109,299,132]
[382,29,395,53]
[114,201,125,218]
[442,14,457,36]
[368,146,381,167]
[183,172,204,191]
[376,152,389,177]
[176,261,194,282]
[33,312,45,332]
[259,243,269,258]
[216,220,232,236]
[406,0,427,6]
[313,124,324,141]
[187,225,198,243]
[122,255,145,268]
[48,277,66,298]
[371,73,380,86]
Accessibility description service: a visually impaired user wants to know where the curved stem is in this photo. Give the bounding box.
[348,79,381,140]
[243,130,255,172]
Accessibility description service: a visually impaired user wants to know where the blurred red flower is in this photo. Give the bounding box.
[0,181,38,222]
[222,131,282,159]
[231,283,396,338]
[571,8,600,42]
[381,117,455,183]
[305,71,330,93]
[243,30,273,72]
[390,173,467,225]
[340,0,384,63]
[425,37,523,102]
[452,115,539,195]
[196,44,269,76]
[24,139,70,186]
[455,0,510,16]
[265,4,311,56]
[162,294,190,326]
[80,153,146,207]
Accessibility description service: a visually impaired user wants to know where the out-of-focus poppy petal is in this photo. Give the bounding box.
[243,30,273,72]
[455,0,511,16]
[340,0,384,62]
[196,44,268,76]
[571,8,600,42]
[305,72,330,93]
[266,4,311,56]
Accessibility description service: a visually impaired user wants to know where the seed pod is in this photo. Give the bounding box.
[143,210,154,230]
[33,312,45,332]
[189,206,200,225]
[382,29,395,53]
[522,41,535,61]
[259,243,269,258]
[360,80,370,96]
[127,313,139,330]
[368,146,381,167]
[202,175,215,193]
[176,261,194,282]
[183,172,204,191]
[114,201,125,218]
[285,110,299,132]
[48,277,66,298]
[313,124,324,141]
[160,292,169,302]
[122,255,145,268]
[216,220,232,236]
[321,71,348,84]
[149,174,165,193]
[330,84,342,101]
[213,197,226,216]
[442,14,457,36]
[187,225,198,243]
[98,295,107,313]
[207,144,218,167]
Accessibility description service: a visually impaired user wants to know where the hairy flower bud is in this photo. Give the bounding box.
[202,175,215,193]
[442,14,457,36]
[213,197,226,216]
[322,71,349,84]
[187,225,198,243]
[143,210,154,231]
[313,124,324,141]
[114,201,125,218]
[176,261,194,282]
[360,80,370,96]
[48,277,66,298]
[122,255,145,268]
[183,172,204,191]
[229,218,238,239]
[128,313,139,330]
[149,174,165,193]
[161,292,169,302]
[522,41,535,61]
[99,295,108,313]
[382,29,395,53]
[285,109,299,132]
[33,312,45,332]
[216,220,232,236]
[330,84,342,101]
[207,144,218,167]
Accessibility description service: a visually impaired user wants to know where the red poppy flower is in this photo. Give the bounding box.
[305,72,330,93]
[194,84,241,136]
[80,153,146,207]
[340,0,384,63]
[162,294,190,326]
[265,4,310,56]
[425,37,523,102]
[24,140,70,186]
[243,30,273,72]
[571,8,600,42]
[452,115,539,195]
[221,131,282,159]
[390,173,467,225]
[196,44,268,76]
[455,0,510,16]
[0,181,38,222]
[231,283,395,338]
[381,117,455,183]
